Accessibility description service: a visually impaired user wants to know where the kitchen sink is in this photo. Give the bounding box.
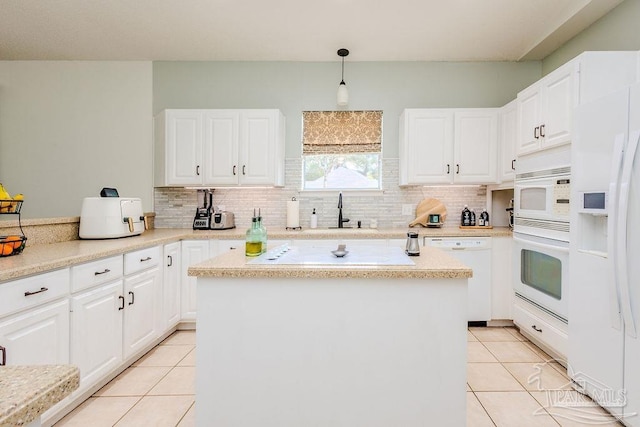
[302,228,378,234]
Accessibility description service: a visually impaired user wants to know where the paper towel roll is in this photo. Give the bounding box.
[286,199,300,228]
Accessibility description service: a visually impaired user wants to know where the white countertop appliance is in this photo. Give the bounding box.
[569,83,640,425]
[79,196,147,239]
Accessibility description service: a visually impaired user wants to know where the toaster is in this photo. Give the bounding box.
[210,211,235,230]
[79,197,147,239]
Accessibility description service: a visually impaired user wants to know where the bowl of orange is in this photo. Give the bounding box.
[0,235,26,257]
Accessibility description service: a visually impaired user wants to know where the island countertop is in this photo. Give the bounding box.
[188,244,473,280]
[0,365,79,426]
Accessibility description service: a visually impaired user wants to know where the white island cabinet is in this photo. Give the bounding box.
[189,245,471,427]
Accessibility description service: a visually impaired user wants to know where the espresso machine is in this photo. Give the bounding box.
[193,189,213,230]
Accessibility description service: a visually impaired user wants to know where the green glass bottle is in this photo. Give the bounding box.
[257,208,267,254]
[245,216,262,257]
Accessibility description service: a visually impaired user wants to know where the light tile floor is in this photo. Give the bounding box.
[55,327,623,426]
[54,330,196,427]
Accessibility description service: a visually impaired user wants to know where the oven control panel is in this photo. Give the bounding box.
[553,179,571,217]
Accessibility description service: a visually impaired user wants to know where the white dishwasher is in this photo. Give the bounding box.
[424,237,492,323]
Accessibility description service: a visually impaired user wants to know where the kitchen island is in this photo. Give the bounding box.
[189,244,472,427]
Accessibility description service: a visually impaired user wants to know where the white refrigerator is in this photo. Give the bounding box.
[570,82,640,425]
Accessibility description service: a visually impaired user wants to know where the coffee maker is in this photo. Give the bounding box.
[193,189,213,230]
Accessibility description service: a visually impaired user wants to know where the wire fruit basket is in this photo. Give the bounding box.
[0,199,27,257]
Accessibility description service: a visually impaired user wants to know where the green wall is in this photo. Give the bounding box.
[153,61,542,158]
[543,0,640,74]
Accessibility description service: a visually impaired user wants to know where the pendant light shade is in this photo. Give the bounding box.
[337,48,349,106]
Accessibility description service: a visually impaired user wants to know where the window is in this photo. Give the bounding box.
[302,111,382,190]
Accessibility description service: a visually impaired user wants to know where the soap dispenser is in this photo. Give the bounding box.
[310,208,318,229]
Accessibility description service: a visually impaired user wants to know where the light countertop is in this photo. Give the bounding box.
[188,244,473,279]
[0,365,79,426]
[0,227,509,283]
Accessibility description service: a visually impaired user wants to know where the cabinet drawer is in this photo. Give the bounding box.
[71,255,123,293]
[124,246,161,275]
[513,300,567,358]
[0,269,70,318]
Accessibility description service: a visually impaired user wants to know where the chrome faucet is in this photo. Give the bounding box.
[337,192,350,228]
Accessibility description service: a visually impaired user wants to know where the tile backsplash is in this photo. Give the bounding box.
[154,158,487,230]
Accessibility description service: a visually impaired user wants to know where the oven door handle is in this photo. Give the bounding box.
[512,235,569,254]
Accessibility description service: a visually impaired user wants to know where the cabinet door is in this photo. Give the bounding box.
[123,267,161,360]
[181,240,210,320]
[499,100,517,183]
[0,299,70,366]
[399,110,453,185]
[540,62,575,150]
[203,110,240,185]
[491,237,513,320]
[163,242,181,329]
[453,110,498,183]
[166,110,203,185]
[517,84,542,156]
[70,281,123,389]
[240,110,278,185]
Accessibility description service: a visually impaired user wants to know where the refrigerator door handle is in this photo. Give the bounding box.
[617,129,640,338]
[607,135,626,330]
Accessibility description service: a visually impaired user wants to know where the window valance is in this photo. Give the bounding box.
[302,110,382,154]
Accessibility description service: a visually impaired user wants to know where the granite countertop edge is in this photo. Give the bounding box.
[0,227,509,282]
[0,365,80,426]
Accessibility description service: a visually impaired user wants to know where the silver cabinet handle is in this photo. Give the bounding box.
[233,165,237,175]
[540,124,546,137]
[242,165,246,175]
[0,345,6,366]
[196,165,200,176]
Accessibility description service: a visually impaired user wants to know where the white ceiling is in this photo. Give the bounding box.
[0,0,623,62]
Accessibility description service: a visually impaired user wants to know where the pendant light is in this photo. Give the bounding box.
[337,48,349,106]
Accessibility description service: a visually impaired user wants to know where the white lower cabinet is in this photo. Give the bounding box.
[70,280,123,389]
[123,266,161,359]
[491,236,513,320]
[163,242,181,329]
[181,240,209,320]
[0,298,70,366]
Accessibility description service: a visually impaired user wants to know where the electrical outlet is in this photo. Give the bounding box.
[402,204,413,216]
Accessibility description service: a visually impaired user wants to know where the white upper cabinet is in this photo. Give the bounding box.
[453,110,498,183]
[498,99,517,183]
[516,51,639,157]
[155,109,285,187]
[399,109,453,185]
[517,61,575,156]
[399,108,497,185]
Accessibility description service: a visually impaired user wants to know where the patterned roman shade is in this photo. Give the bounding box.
[302,110,382,154]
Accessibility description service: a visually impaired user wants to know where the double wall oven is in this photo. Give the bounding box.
[513,148,570,323]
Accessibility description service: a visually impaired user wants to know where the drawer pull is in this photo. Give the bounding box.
[0,345,5,366]
[94,269,111,276]
[531,325,543,333]
[167,255,173,267]
[140,257,152,262]
[24,287,48,297]
[128,291,135,306]
[118,296,125,310]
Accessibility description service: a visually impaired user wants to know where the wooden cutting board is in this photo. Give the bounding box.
[409,198,447,227]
